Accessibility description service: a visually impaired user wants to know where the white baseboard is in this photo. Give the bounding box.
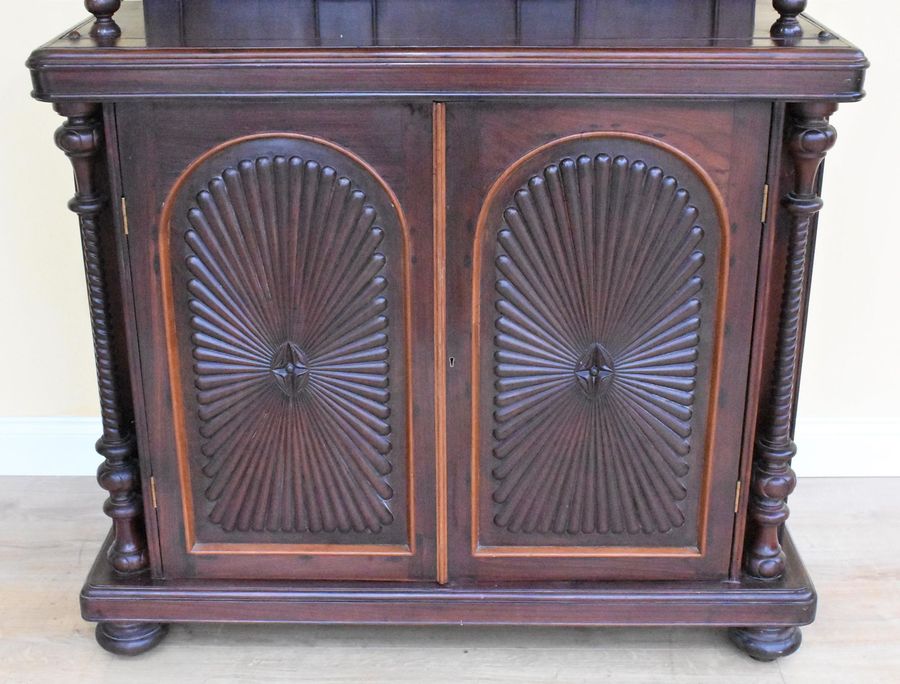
[792,419,900,477]
[0,417,103,476]
[0,416,897,477]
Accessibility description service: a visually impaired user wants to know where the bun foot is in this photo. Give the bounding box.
[95,621,168,655]
[728,626,802,661]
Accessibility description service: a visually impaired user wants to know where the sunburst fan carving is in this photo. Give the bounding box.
[183,153,396,534]
[491,153,709,536]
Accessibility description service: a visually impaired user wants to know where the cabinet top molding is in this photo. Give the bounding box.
[29,1,867,101]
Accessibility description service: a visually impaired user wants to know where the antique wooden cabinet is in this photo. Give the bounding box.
[27,0,867,660]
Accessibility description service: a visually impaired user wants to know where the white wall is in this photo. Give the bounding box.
[790,0,900,475]
[2,1,100,420]
[0,1,897,476]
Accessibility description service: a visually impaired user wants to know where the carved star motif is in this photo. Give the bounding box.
[270,341,310,398]
[574,343,615,399]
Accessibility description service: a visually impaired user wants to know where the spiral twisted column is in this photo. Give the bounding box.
[54,102,147,575]
[745,102,837,580]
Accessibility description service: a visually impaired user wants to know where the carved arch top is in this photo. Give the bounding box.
[474,132,729,545]
[160,134,411,541]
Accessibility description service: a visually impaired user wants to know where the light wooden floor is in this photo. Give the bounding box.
[0,477,898,683]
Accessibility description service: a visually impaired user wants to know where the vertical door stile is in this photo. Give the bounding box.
[433,102,450,584]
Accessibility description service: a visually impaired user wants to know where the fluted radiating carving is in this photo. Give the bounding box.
[491,153,710,536]
[745,102,837,580]
[182,153,396,534]
[54,102,147,574]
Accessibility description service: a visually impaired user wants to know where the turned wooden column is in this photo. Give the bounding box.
[745,102,837,580]
[54,102,148,575]
[771,0,807,38]
[85,0,122,40]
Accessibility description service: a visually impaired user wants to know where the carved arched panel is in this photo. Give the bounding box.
[474,133,728,551]
[162,135,410,548]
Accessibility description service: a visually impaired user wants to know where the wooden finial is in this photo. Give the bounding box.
[85,0,122,40]
[771,0,807,38]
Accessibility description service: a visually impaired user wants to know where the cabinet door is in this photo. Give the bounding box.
[118,100,436,580]
[444,101,770,581]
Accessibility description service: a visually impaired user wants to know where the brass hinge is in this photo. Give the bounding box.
[760,184,770,223]
[149,475,158,509]
[734,480,742,514]
[120,196,129,236]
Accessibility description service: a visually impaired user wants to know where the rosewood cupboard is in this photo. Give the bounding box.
[26,0,868,660]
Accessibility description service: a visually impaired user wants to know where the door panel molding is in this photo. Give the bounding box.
[445,100,770,581]
[118,100,436,581]
[471,132,730,559]
[159,133,416,557]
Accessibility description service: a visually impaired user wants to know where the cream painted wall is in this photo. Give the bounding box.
[0,2,897,474]
[795,1,900,424]
[2,2,101,417]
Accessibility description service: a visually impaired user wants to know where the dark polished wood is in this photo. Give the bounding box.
[27,2,867,102]
[141,0,758,46]
[82,530,816,628]
[89,0,810,44]
[771,0,807,38]
[54,101,148,576]
[115,100,437,582]
[444,101,770,582]
[744,102,837,581]
[29,0,866,661]
[95,621,168,656]
[729,625,803,661]
[84,0,122,40]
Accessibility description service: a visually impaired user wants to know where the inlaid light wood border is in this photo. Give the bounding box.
[470,132,731,560]
[159,133,416,558]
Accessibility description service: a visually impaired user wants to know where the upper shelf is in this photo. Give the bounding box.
[145,0,761,48]
[67,0,853,49]
[28,0,867,102]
